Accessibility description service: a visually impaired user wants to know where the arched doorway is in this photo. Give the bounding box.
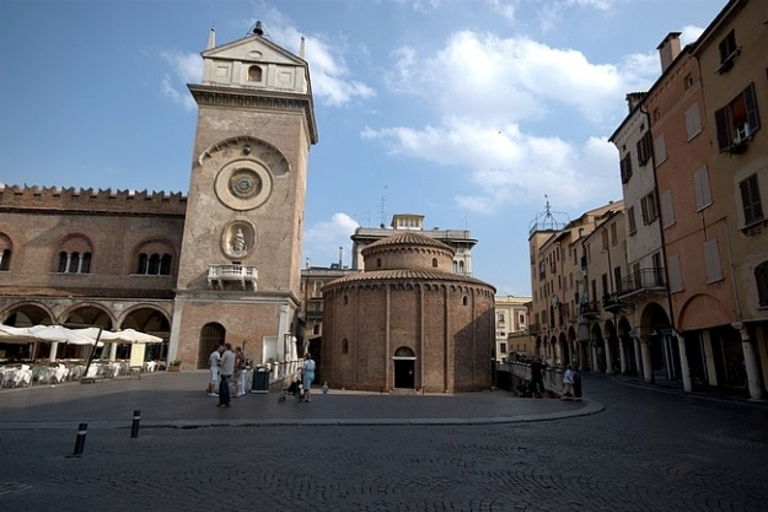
[591,323,606,372]
[1,303,54,360]
[393,346,415,389]
[61,304,114,360]
[121,307,171,362]
[604,320,620,374]
[197,323,226,369]
[642,302,678,382]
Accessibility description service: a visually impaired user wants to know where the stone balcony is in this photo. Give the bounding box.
[207,264,258,291]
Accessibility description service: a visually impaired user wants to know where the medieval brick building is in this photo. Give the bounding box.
[0,26,316,371]
[320,232,496,392]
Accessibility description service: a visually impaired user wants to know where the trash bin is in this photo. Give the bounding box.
[251,368,270,394]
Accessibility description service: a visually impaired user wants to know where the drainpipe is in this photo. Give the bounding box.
[640,105,691,391]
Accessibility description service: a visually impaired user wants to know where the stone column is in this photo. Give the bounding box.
[604,336,614,374]
[755,325,768,392]
[733,322,764,401]
[702,330,718,386]
[675,332,691,392]
[49,341,59,362]
[619,336,628,374]
[633,336,643,376]
[638,329,653,384]
[591,342,599,373]
[109,342,118,362]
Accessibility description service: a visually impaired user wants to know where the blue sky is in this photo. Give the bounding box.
[0,0,726,296]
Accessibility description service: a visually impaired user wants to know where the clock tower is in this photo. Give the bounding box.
[169,24,317,369]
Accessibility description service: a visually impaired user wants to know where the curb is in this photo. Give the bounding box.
[0,400,604,430]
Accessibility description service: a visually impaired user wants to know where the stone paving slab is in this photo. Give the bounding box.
[0,370,602,429]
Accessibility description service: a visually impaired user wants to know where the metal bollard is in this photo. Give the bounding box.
[72,423,88,456]
[131,410,141,438]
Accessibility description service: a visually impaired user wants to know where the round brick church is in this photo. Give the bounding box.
[320,231,496,393]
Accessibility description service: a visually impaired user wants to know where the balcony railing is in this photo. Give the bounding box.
[579,301,600,318]
[619,268,666,299]
[207,264,258,290]
[602,292,629,313]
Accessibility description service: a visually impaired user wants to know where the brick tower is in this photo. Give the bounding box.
[169,24,317,369]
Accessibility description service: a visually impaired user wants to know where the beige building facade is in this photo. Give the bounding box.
[494,295,532,361]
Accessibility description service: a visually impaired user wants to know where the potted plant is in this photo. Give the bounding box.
[168,360,182,372]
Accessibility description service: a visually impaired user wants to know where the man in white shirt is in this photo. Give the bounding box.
[218,343,236,408]
[562,366,575,400]
[207,344,224,397]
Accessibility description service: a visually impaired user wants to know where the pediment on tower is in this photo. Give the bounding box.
[200,33,310,95]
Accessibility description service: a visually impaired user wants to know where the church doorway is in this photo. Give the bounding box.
[393,346,416,389]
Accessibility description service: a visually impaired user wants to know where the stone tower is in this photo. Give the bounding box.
[169,25,317,368]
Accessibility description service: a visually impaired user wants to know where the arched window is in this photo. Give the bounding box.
[0,234,12,271]
[137,254,148,274]
[248,65,263,82]
[342,338,349,354]
[148,254,160,275]
[0,248,10,271]
[462,296,468,306]
[136,253,172,276]
[458,261,465,273]
[432,258,438,268]
[55,234,93,274]
[160,254,172,275]
[377,258,382,268]
[57,250,92,274]
[134,239,175,276]
[343,295,349,305]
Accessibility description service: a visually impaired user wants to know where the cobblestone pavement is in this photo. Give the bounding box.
[1,372,767,511]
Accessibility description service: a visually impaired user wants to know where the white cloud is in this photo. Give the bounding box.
[364,119,621,214]
[486,0,517,22]
[388,32,642,127]
[304,213,360,267]
[159,51,201,110]
[266,16,375,106]
[680,25,706,46]
[364,30,649,214]
[539,0,616,31]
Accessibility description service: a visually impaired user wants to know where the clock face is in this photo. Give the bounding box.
[215,160,272,211]
[229,170,263,199]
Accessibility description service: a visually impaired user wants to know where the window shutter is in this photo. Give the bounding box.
[739,174,764,225]
[660,190,675,228]
[685,104,702,139]
[715,107,730,151]
[667,254,683,293]
[703,239,723,283]
[693,166,712,210]
[654,135,667,165]
[744,82,761,133]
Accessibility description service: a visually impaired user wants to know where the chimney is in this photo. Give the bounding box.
[657,32,682,73]
[626,92,646,113]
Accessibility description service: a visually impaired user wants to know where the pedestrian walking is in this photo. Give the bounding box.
[218,343,235,408]
[301,353,316,403]
[234,346,248,397]
[207,344,224,396]
[531,358,545,397]
[562,365,576,400]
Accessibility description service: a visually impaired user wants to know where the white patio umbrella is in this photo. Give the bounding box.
[0,324,103,363]
[0,324,102,346]
[73,327,162,344]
